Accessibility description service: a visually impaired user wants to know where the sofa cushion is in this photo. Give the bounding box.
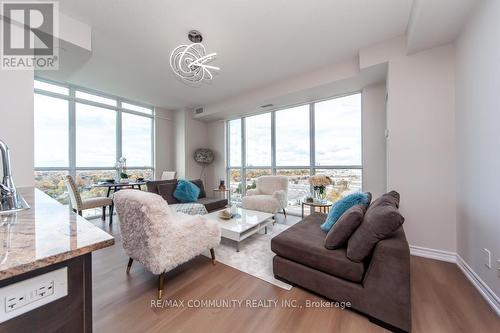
[271,213,365,283]
[174,179,200,203]
[146,179,177,194]
[190,179,207,198]
[197,197,228,212]
[324,204,366,250]
[157,183,179,204]
[347,191,404,262]
[320,192,371,232]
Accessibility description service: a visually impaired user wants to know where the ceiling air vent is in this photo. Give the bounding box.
[194,107,204,114]
[260,103,274,108]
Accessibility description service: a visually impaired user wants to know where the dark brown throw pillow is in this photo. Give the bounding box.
[370,190,399,209]
[157,183,179,204]
[190,179,206,198]
[347,191,404,262]
[324,204,367,250]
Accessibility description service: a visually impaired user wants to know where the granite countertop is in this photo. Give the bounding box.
[0,187,115,280]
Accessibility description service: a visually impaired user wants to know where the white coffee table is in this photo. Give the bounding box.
[205,207,274,252]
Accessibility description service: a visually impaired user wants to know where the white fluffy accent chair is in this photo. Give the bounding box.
[113,189,221,299]
[242,176,289,217]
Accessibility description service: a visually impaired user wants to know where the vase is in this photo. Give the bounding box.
[115,167,122,183]
[314,186,327,203]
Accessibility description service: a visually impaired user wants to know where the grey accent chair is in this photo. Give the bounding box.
[65,175,114,223]
[113,189,221,299]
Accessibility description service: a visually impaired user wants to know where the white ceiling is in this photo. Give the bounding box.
[51,0,413,109]
[43,0,478,111]
[407,0,482,54]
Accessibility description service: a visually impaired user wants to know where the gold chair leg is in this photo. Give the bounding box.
[126,258,133,274]
[210,248,216,265]
[158,272,165,299]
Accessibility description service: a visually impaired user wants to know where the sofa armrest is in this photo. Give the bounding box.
[362,228,411,331]
[246,188,260,196]
[272,190,288,209]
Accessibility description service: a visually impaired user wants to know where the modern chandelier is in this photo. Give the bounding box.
[169,30,219,84]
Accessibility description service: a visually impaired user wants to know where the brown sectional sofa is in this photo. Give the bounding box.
[271,212,411,332]
[146,179,228,213]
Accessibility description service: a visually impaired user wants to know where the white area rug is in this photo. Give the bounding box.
[206,223,293,290]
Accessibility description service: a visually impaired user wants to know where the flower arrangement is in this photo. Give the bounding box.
[115,157,128,180]
[309,174,333,202]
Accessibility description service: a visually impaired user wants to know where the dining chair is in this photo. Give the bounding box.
[161,171,177,180]
[65,175,114,224]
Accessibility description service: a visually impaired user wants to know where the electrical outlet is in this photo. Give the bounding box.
[5,294,27,312]
[483,248,491,268]
[0,267,67,323]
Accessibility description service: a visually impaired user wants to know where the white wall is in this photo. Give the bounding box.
[154,108,175,179]
[184,111,208,180]
[455,0,500,297]
[174,109,210,181]
[0,70,34,187]
[386,44,457,252]
[174,109,186,178]
[206,121,226,192]
[362,83,387,198]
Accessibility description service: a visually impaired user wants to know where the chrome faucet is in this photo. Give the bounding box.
[0,139,16,196]
[0,139,29,214]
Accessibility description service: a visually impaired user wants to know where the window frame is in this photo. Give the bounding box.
[34,76,155,181]
[226,92,363,206]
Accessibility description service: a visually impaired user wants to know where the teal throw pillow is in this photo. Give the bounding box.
[173,179,200,203]
[320,192,371,232]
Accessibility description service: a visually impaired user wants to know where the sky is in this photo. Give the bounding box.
[229,93,362,168]
[34,93,152,168]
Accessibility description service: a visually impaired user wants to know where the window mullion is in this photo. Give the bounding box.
[116,100,122,162]
[271,111,276,175]
[309,102,316,193]
[69,87,76,178]
[241,117,246,196]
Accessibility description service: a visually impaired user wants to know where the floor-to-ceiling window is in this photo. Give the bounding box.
[34,78,155,215]
[226,93,362,215]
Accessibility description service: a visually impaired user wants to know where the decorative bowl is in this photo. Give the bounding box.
[218,210,232,220]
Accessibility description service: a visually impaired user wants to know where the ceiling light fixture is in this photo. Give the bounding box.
[170,30,219,84]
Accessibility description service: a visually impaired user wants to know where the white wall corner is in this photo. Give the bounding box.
[410,245,456,263]
[358,35,407,69]
[406,0,422,54]
[456,255,500,317]
[410,246,500,317]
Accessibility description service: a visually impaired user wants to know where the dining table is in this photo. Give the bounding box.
[90,180,147,197]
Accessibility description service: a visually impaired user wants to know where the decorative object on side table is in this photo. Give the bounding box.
[218,179,226,191]
[309,174,333,203]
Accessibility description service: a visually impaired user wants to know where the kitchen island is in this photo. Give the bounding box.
[0,187,114,332]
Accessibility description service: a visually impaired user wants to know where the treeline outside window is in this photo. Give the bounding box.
[34,78,154,216]
[226,93,362,215]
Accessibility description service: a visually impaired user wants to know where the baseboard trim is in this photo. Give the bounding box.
[456,255,500,317]
[410,245,499,317]
[409,245,456,263]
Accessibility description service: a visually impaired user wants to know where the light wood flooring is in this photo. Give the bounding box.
[91,215,499,333]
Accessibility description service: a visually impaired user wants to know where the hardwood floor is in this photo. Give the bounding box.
[91,216,499,333]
